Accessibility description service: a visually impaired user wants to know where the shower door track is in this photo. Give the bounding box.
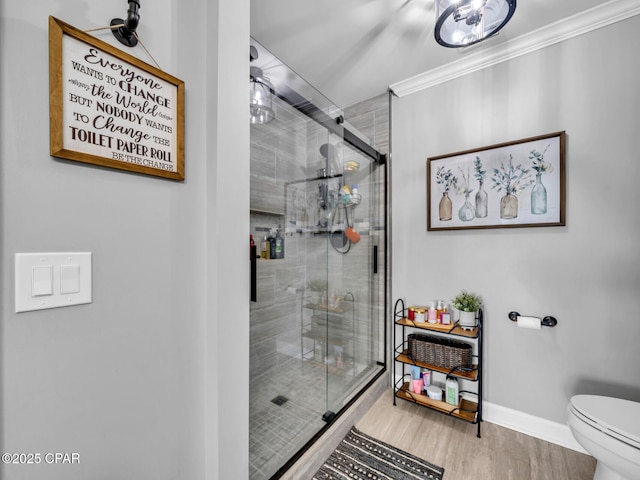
[276,86,386,166]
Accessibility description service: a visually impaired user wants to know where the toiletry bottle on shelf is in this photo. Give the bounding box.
[268,229,276,259]
[261,235,268,259]
[422,370,431,387]
[250,234,255,260]
[441,302,450,324]
[446,377,459,406]
[428,302,437,323]
[335,346,343,369]
[436,300,444,323]
[274,229,284,259]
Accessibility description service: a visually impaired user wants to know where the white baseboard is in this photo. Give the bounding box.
[483,401,588,454]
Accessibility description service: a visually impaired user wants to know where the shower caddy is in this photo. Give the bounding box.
[300,292,356,374]
[392,298,483,438]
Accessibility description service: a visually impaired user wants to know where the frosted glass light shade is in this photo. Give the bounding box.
[434,0,516,48]
[250,66,275,124]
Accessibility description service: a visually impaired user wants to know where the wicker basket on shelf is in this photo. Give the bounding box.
[407,333,472,370]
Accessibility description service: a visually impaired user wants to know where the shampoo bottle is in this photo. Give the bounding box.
[274,229,284,259]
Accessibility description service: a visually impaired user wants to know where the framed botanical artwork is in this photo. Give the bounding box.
[427,131,566,231]
[49,16,185,181]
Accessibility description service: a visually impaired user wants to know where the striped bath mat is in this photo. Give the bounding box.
[313,426,444,480]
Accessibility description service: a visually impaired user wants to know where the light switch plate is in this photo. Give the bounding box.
[15,253,92,313]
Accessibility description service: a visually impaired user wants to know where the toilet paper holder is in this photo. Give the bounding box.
[508,311,558,327]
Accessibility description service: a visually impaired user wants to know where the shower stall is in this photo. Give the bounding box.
[249,40,387,480]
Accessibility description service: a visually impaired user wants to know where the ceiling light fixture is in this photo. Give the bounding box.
[249,46,275,125]
[434,0,516,48]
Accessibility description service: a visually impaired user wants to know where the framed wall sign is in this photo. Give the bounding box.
[49,16,185,180]
[427,131,566,231]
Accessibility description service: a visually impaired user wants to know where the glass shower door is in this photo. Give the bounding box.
[322,129,386,419]
[249,38,386,480]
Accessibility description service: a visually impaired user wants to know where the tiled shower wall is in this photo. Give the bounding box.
[344,93,390,155]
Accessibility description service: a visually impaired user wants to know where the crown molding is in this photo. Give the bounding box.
[390,0,640,97]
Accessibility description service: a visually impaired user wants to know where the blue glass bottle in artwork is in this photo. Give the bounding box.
[475,180,488,218]
[531,172,547,214]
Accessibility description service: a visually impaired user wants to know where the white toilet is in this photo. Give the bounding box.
[567,395,640,480]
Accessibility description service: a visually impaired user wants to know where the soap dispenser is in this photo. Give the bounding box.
[261,235,269,259]
[267,229,275,259]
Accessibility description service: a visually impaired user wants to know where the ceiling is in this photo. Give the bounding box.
[251,0,604,108]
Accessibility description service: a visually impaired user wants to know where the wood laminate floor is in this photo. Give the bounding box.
[356,390,596,480]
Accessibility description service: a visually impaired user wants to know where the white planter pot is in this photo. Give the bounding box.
[458,310,478,330]
[310,290,322,304]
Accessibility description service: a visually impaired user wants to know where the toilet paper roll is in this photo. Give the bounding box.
[517,316,541,330]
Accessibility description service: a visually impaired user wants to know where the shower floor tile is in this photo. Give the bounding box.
[249,355,356,480]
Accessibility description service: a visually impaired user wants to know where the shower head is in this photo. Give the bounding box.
[319,143,336,160]
[319,142,342,176]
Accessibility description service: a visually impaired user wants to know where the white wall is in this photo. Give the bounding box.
[0,1,249,479]
[391,17,640,424]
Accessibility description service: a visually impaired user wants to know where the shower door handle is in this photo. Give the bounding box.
[373,245,378,274]
[250,245,257,302]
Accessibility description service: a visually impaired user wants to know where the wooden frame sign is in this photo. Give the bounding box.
[49,16,185,180]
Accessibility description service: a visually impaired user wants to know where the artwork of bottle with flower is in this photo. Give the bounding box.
[474,156,488,218]
[530,144,553,214]
[453,166,475,221]
[491,154,534,219]
[436,166,456,221]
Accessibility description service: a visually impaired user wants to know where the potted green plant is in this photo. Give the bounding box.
[452,290,482,330]
[308,278,328,303]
